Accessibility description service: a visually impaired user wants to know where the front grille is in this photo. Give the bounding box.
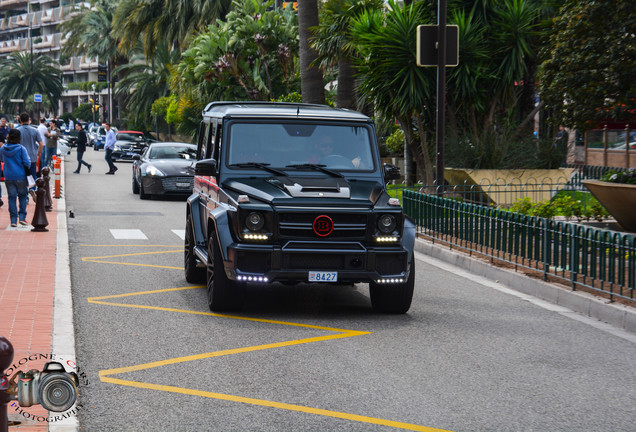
[278,212,368,239]
[161,176,194,192]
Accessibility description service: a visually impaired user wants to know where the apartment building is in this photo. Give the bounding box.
[0,0,108,117]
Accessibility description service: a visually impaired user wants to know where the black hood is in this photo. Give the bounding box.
[223,176,384,205]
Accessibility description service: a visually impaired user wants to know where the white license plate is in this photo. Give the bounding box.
[176,182,190,188]
[308,271,338,282]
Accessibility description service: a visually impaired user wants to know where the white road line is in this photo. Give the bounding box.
[110,229,148,240]
[414,251,636,344]
[172,229,185,240]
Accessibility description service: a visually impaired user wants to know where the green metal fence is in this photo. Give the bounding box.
[404,189,636,304]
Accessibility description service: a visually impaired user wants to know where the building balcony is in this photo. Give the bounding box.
[0,0,28,11]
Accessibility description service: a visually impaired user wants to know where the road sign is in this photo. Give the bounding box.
[416,25,459,67]
[34,94,42,102]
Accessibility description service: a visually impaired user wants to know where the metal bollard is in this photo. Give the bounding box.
[31,178,49,232]
[54,156,62,199]
[0,336,14,432]
[41,166,53,212]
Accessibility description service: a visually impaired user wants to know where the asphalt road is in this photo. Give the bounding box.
[64,149,636,432]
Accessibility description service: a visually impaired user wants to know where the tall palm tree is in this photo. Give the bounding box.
[0,52,63,114]
[115,41,180,127]
[298,0,325,104]
[351,1,436,185]
[311,0,383,109]
[113,0,232,59]
[59,0,121,123]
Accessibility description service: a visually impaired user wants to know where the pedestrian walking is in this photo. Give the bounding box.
[0,117,9,208]
[16,112,43,199]
[0,117,10,143]
[0,129,31,227]
[103,122,118,174]
[43,121,60,168]
[73,123,92,173]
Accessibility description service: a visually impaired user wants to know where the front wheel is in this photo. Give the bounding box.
[132,176,139,194]
[369,255,415,314]
[184,216,205,283]
[206,233,243,311]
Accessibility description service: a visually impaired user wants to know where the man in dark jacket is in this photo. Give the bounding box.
[0,129,31,226]
[73,123,92,173]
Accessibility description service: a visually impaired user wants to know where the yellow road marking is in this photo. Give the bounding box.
[100,376,448,432]
[82,248,183,269]
[86,252,452,431]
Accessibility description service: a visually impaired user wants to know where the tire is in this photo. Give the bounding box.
[184,216,205,283]
[132,176,140,194]
[206,233,243,311]
[139,182,150,200]
[369,255,415,314]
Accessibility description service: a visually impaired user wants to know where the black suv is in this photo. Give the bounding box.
[184,102,415,313]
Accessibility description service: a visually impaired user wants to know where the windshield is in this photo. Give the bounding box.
[149,145,197,160]
[227,122,374,171]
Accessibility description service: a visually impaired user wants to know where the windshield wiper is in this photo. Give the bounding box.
[229,162,288,177]
[285,163,344,178]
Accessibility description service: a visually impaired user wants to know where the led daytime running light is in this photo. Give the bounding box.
[236,275,269,282]
[243,233,269,240]
[376,236,398,242]
[375,278,405,284]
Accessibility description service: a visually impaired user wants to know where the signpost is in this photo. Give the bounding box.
[415,1,459,196]
[34,94,42,121]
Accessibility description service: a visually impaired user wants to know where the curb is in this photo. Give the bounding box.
[414,238,636,335]
[50,158,79,432]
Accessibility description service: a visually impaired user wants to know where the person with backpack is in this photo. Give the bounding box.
[0,129,31,226]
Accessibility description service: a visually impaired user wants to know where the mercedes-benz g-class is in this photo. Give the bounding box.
[185,102,415,313]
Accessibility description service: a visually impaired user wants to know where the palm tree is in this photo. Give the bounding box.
[351,1,436,185]
[311,0,383,109]
[112,0,232,59]
[115,41,180,128]
[298,0,325,104]
[59,0,121,123]
[0,52,63,115]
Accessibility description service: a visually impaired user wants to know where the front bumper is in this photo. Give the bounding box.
[142,176,194,195]
[225,240,409,284]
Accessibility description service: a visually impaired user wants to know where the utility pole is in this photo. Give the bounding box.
[435,0,447,196]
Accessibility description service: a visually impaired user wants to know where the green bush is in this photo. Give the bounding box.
[506,194,609,222]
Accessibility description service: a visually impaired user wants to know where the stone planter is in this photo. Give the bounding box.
[583,179,636,231]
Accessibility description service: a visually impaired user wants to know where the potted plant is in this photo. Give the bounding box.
[583,169,636,231]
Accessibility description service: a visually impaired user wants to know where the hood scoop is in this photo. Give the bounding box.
[269,177,351,198]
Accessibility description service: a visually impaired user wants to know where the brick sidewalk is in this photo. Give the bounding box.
[0,189,58,430]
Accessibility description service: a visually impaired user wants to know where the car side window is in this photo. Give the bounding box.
[208,120,217,160]
[197,122,208,160]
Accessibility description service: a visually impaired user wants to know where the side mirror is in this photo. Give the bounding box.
[195,158,218,176]
[383,163,401,182]
[132,154,141,161]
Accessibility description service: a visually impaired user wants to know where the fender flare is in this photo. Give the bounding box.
[403,216,416,267]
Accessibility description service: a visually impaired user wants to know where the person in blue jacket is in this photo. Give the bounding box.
[0,129,31,227]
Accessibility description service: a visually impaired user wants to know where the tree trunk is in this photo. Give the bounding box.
[336,58,356,109]
[298,0,325,104]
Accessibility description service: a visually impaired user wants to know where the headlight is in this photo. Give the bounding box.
[245,212,265,231]
[114,145,121,151]
[377,214,397,233]
[145,165,165,176]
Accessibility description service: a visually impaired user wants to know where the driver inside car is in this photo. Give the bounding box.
[309,135,363,168]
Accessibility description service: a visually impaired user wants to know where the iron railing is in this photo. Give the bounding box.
[403,187,636,304]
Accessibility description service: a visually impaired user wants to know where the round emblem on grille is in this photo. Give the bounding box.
[313,215,334,237]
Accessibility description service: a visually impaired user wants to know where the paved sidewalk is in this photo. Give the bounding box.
[0,163,75,431]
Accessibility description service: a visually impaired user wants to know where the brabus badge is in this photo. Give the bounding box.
[313,215,334,237]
